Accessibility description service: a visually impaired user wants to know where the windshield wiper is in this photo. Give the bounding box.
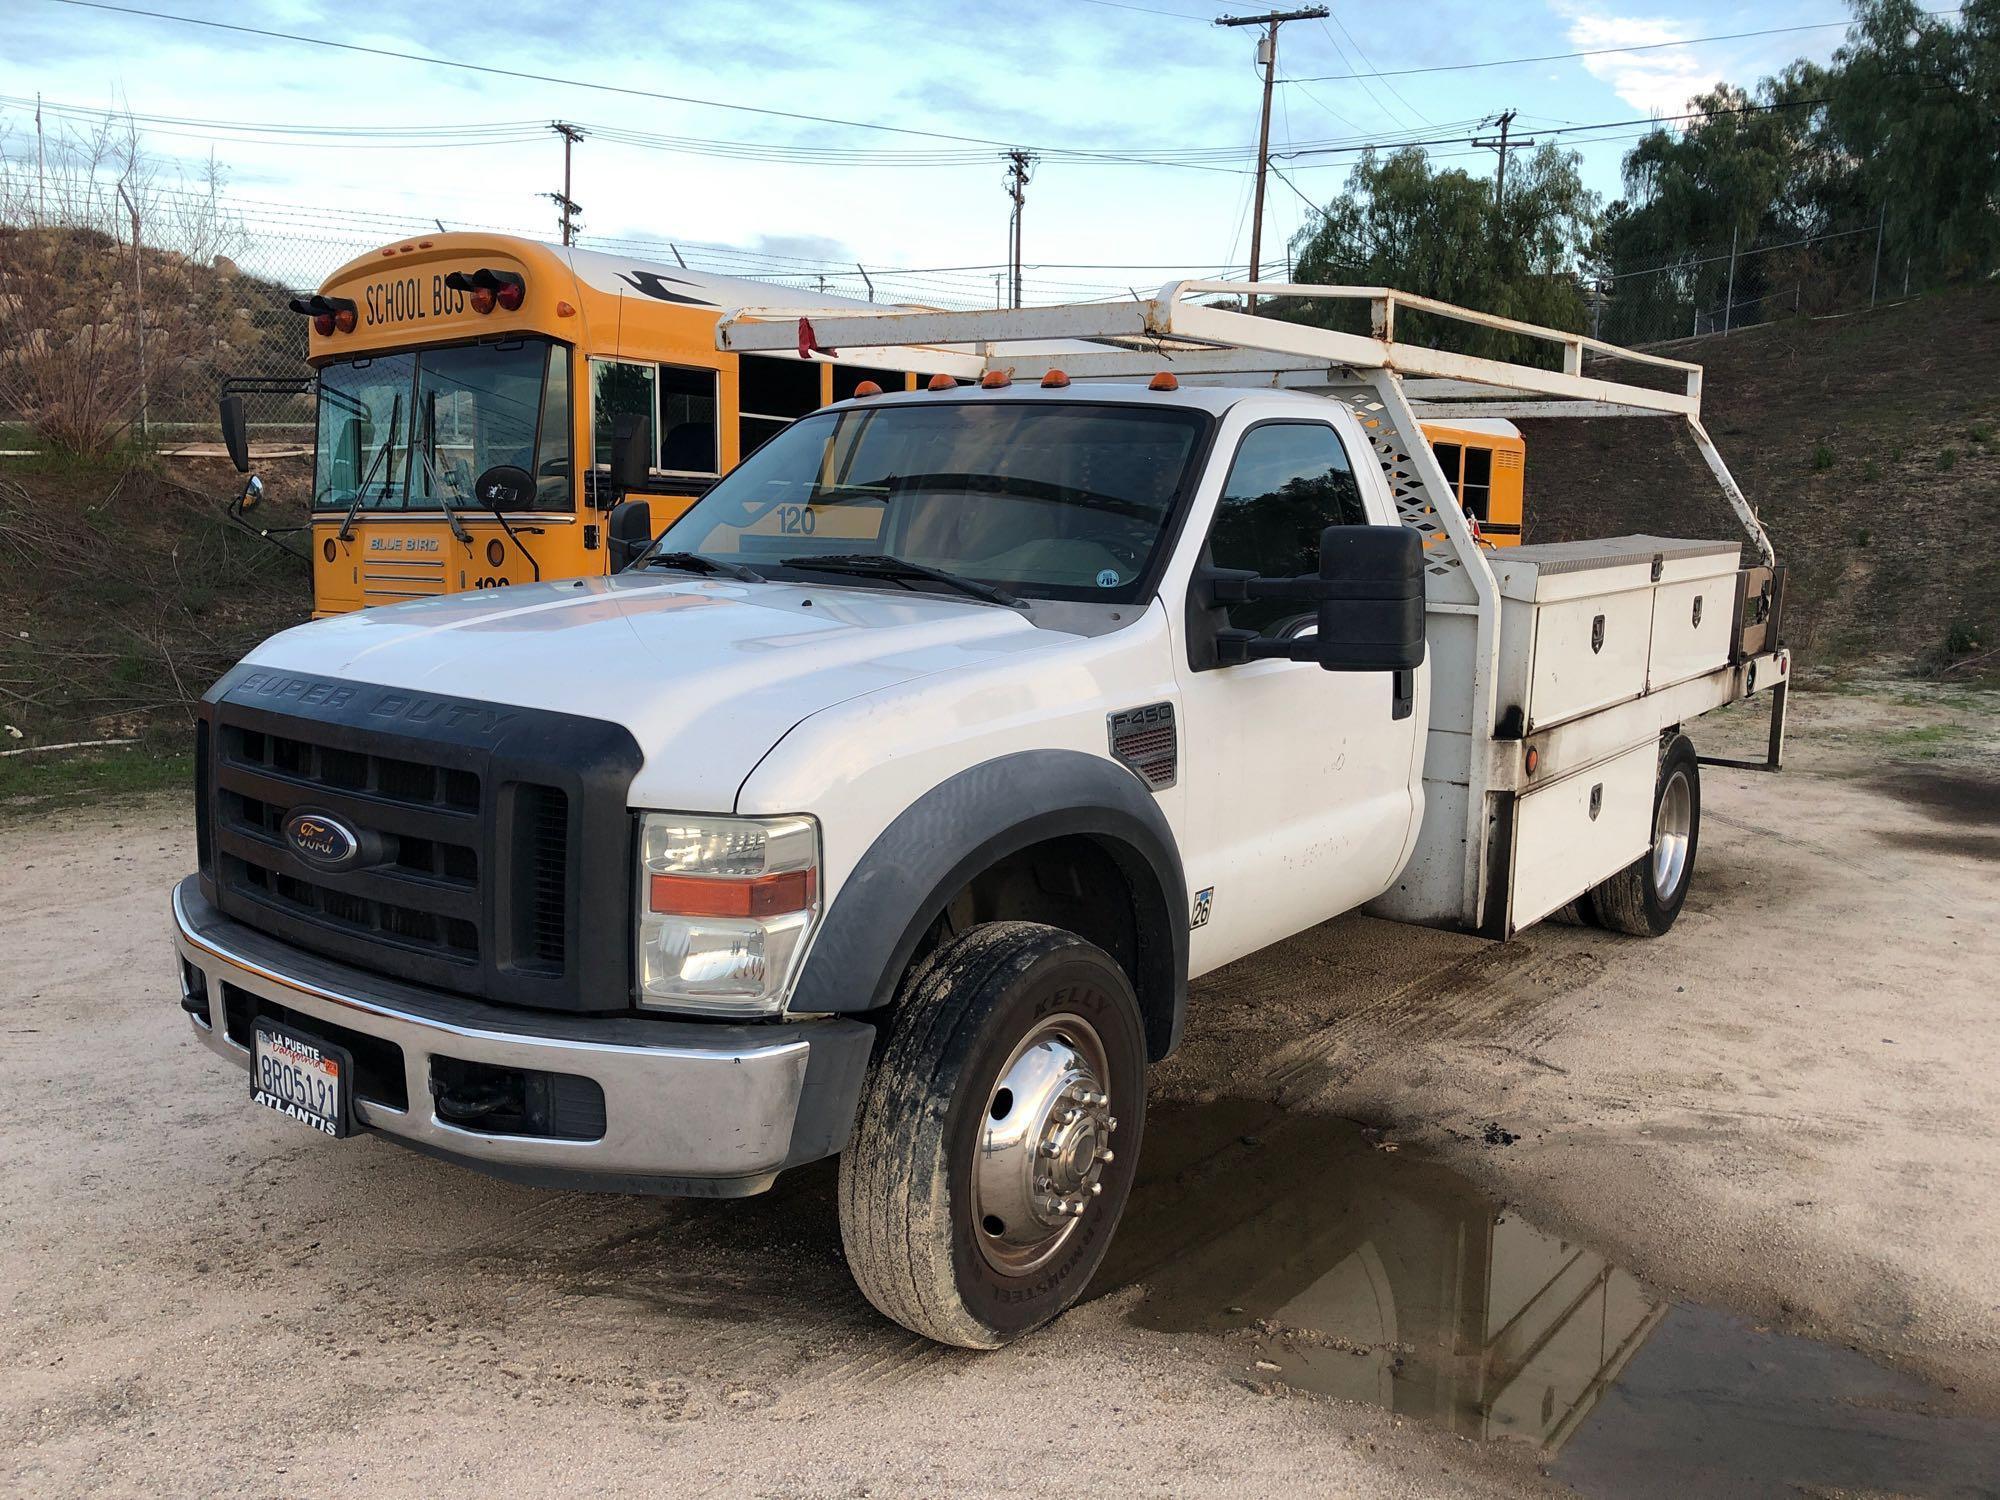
[644,550,763,582]
[779,553,1024,609]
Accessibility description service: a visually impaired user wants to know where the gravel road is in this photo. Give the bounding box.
[4,683,1995,1497]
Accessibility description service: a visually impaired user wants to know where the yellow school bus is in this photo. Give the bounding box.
[1417,418,1526,545]
[240,233,961,615]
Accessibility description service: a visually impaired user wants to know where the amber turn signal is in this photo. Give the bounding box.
[649,869,817,919]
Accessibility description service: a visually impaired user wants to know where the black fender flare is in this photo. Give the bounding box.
[789,750,1189,1060]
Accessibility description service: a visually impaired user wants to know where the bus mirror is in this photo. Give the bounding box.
[219,394,250,474]
[610,412,650,494]
[472,465,535,509]
[608,499,654,571]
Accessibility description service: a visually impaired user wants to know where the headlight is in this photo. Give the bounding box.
[636,812,820,1017]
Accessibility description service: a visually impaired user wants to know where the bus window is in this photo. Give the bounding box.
[535,347,572,508]
[659,365,719,476]
[1461,445,1493,521]
[1432,441,1462,501]
[740,353,821,456]
[592,358,656,479]
[412,342,546,507]
[832,364,904,401]
[313,352,416,511]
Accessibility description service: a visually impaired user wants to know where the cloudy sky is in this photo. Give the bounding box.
[2,0,1864,303]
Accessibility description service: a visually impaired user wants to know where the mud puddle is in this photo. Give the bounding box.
[1102,1100,2000,1498]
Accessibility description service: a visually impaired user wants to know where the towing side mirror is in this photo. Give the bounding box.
[1201,524,1427,672]
[219,393,250,474]
[607,499,654,571]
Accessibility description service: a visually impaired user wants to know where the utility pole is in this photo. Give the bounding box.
[546,122,585,245]
[1001,150,1036,309]
[35,93,45,226]
[1473,109,1534,207]
[1216,7,1327,314]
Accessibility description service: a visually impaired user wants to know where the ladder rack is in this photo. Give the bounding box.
[716,281,1768,567]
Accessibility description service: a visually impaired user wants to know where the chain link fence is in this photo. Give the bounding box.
[1590,215,1932,350]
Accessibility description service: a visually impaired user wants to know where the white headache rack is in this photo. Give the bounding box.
[716,284,1785,936]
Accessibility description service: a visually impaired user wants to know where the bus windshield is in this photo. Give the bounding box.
[312,339,571,512]
[652,400,1206,603]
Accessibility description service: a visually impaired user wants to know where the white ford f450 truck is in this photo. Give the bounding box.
[171,284,1789,1348]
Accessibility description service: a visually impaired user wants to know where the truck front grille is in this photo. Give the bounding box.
[212,721,497,974]
[196,669,642,1013]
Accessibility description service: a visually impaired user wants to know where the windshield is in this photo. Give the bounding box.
[313,339,572,512]
[652,400,1207,602]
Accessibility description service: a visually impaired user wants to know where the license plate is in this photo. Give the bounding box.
[251,1019,352,1138]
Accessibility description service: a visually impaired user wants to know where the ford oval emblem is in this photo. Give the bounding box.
[285,810,361,869]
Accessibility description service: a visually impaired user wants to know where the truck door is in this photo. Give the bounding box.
[1173,417,1421,970]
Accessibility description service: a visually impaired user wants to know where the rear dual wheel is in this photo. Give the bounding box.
[1588,733,1701,937]
[837,921,1146,1349]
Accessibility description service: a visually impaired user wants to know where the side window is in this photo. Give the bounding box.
[591,358,655,486]
[1208,422,1368,636]
[740,353,822,457]
[1432,440,1462,501]
[658,365,719,476]
[1460,445,1493,521]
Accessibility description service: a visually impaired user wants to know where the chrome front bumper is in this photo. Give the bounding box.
[170,877,873,1196]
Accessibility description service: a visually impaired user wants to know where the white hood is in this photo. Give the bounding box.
[241,575,1064,809]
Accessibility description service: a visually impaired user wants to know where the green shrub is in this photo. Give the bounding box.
[1811,443,1836,471]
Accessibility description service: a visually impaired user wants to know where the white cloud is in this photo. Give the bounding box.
[1549,2,1718,116]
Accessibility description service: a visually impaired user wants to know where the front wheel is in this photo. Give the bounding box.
[1590,733,1700,937]
[836,921,1147,1348]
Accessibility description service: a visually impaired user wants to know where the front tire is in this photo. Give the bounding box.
[836,921,1147,1348]
[1591,733,1700,937]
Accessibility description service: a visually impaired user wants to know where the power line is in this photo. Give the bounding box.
[1278,10,1964,84]
[21,0,1273,179]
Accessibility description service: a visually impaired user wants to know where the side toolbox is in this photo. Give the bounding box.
[1645,540,1741,691]
[1503,740,1657,933]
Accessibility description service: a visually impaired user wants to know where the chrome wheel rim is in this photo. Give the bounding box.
[1651,766,1693,900]
[972,1014,1116,1277]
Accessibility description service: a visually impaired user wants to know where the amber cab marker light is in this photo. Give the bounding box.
[852,380,883,397]
[649,869,816,920]
[1149,371,1179,391]
[1525,746,1540,776]
[1041,369,1070,388]
[555,300,577,318]
[927,373,956,391]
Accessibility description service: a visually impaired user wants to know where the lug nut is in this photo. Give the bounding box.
[1089,1181,1102,1197]
[1095,1148,1115,1164]
[1107,1116,1119,1133]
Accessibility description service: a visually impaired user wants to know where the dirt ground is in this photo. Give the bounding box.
[3,679,1996,1498]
